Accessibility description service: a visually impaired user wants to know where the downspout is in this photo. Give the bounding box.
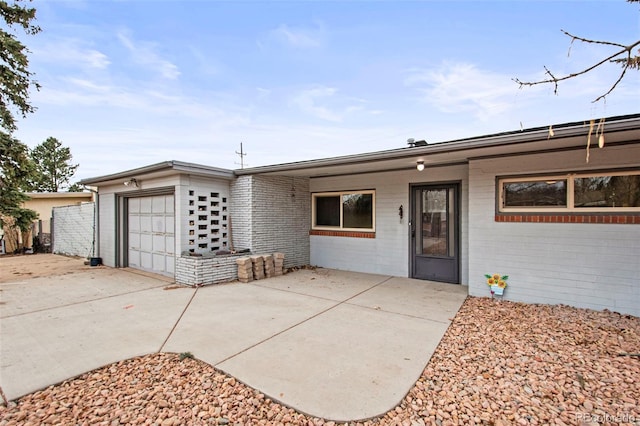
[84,186,99,258]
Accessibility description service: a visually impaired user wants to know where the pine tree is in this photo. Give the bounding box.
[29,137,79,192]
[0,0,40,132]
[0,131,37,251]
[0,0,40,250]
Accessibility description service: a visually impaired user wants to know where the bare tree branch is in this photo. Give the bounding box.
[594,50,631,102]
[561,29,627,49]
[513,28,640,102]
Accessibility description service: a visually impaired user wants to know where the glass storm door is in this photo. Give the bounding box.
[411,184,460,283]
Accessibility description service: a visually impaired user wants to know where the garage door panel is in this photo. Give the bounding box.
[166,258,175,274]
[128,249,140,267]
[140,252,152,269]
[166,216,175,232]
[140,216,152,233]
[129,198,140,213]
[152,253,165,271]
[152,216,165,233]
[165,197,174,213]
[152,234,165,252]
[152,196,166,213]
[165,236,175,255]
[140,198,152,213]
[140,234,152,251]
[129,233,140,249]
[129,215,140,232]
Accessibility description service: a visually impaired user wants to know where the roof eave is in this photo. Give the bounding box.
[25,192,94,198]
[80,160,235,185]
[234,114,640,176]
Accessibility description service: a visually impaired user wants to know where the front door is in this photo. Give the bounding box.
[410,184,460,283]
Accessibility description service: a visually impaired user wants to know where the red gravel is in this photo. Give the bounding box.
[1,297,638,425]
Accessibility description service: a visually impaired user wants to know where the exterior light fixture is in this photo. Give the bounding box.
[124,178,139,188]
[416,161,425,171]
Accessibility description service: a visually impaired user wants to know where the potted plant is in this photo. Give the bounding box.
[485,273,508,297]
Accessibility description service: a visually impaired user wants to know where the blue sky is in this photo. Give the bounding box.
[14,0,640,182]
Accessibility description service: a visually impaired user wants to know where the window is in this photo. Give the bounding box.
[312,191,375,231]
[499,170,640,212]
[574,175,640,208]
[503,180,567,208]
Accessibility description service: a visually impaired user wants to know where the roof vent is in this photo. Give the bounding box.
[407,138,428,147]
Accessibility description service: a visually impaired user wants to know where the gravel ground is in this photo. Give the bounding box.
[1,297,639,426]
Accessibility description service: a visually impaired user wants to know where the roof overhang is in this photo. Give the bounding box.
[235,114,640,178]
[80,160,235,187]
[26,192,93,198]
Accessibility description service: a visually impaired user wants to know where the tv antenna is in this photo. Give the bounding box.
[235,142,248,169]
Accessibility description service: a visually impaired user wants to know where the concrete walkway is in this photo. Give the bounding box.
[0,265,466,421]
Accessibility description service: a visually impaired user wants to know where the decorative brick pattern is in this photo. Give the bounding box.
[495,214,640,224]
[309,230,376,238]
[186,189,229,254]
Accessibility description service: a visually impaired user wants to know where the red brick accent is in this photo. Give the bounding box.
[495,214,640,224]
[309,230,376,238]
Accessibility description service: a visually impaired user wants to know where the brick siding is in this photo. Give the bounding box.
[468,145,640,317]
[230,175,310,268]
[175,253,242,286]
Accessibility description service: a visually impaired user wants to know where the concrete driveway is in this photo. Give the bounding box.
[0,261,467,421]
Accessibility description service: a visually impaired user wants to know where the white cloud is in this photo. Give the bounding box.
[33,75,245,124]
[256,87,271,99]
[65,78,110,92]
[291,86,342,122]
[188,46,220,77]
[405,62,522,120]
[33,39,110,69]
[117,30,180,80]
[289,86,379,123]
[269,23,324,48]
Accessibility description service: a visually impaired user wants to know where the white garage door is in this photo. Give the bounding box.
[128,195,175,276]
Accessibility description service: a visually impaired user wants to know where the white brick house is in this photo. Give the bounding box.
[82,114,640,317]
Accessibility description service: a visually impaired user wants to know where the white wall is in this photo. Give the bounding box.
[468,144,640,316]
[52,202,95,258]
[98,193,116,267]
[310,165,469,282]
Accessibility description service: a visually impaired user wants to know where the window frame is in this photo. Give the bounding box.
[311,190,376,231]
[498,169,640,213]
